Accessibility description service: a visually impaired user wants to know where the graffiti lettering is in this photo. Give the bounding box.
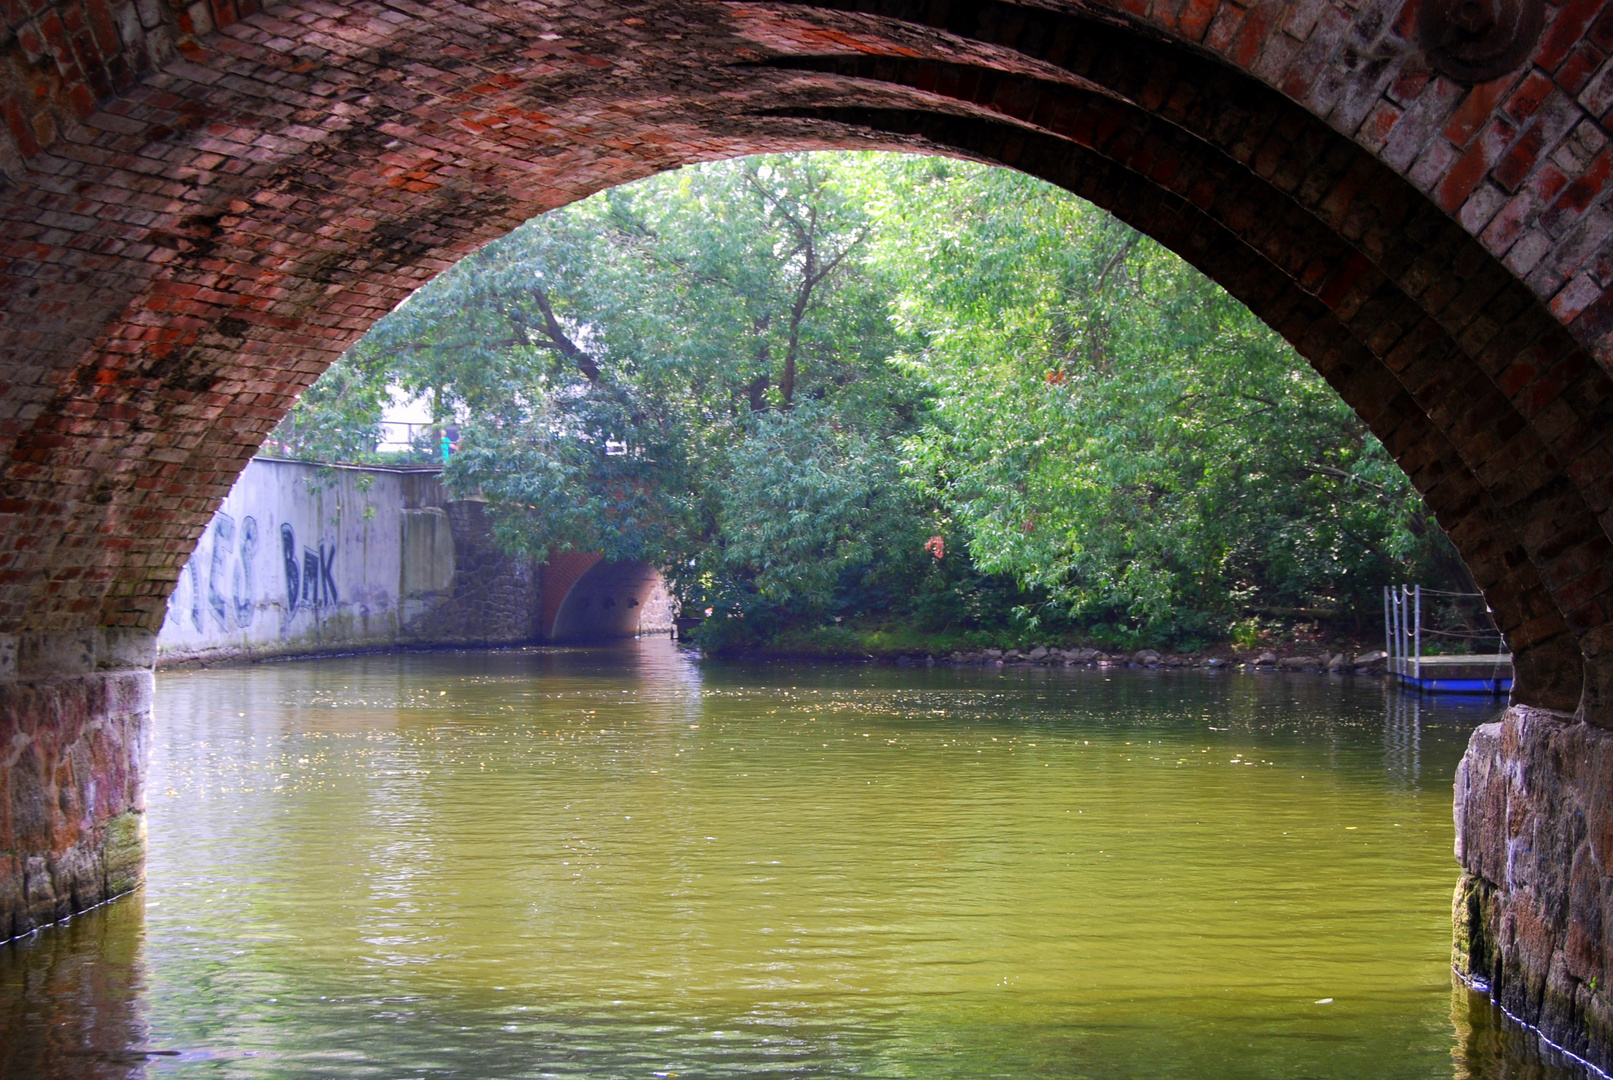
[281,523,299,612]
[188,556,202,633]
[302,549,320,607]
[320,543,339,607]
[207,513,236,630]
[166,478,356,645]
[234,516,258,627]
[283,527,338,612]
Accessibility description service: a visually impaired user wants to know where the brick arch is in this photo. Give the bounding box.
[8,0,1613,1051]
[548,559,667,641]
[540,551,606,642]
[0,0,1610,723]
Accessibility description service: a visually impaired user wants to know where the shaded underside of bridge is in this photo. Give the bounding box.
[2,0,1613,1064]
[540,550,673,641]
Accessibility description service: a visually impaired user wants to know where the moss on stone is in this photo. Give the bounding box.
[1453,871,1493,979]
[101,810,146,898]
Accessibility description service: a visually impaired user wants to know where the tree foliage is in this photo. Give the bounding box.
[270,152,1470,647]
[868,158,1463,642]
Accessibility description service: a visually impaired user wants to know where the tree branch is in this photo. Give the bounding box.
[527,282,600,383]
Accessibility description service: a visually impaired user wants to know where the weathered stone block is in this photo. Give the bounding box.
[402,498,542,646]
[399,506,456,626]
[1456,705,1613,1062]
[0,668,149,942]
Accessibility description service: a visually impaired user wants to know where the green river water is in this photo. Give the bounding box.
[0,641,1591,1078]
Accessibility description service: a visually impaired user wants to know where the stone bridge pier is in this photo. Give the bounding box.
[0,633,150,941]
[3,0,1613,1062]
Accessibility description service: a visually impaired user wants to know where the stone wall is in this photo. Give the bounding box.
[400,500,543,647]
[0,634,151,942]
[154,457,669,663]
[1456,705,1613,1064]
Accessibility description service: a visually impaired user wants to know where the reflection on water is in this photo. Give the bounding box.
[1382,691,1508,793]
[1452,982,1596,1078]
[1385,689,1425,789]
[0,896,149,1080]
[0,643,1592,1078]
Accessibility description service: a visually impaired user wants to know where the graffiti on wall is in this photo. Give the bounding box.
[235,517,259,626]
[168,511,339,634]
[171,511,262,631]
[209,515,259,628]
[279,523,338,614]
[186,557,201,632]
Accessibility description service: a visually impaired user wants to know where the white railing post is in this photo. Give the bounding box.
[1395,585,1405,679]
[1414,584,1422,685]
[1390,586,1397,679]
[1387,586,1400,673]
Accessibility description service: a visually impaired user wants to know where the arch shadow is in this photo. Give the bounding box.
[550,560,674,642]
[1,0,1612,1063]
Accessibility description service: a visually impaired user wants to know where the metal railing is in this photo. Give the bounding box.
[1383,584,1510,693]
[1385,584,1421,681]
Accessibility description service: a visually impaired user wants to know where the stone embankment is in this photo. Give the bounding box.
[933,647,1390,673]
[1456,707,1613,1069]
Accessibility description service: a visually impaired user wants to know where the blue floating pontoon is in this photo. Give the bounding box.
[1385,585,1512,696]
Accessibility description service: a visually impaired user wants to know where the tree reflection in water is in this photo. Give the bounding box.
[0,651,1593,1079]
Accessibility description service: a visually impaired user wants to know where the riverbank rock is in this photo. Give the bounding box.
[934,643,1381,673]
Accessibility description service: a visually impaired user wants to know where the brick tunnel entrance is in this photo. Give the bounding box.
[546,558,676,642]
[536,549,677,642]
[4,0,1613,1064]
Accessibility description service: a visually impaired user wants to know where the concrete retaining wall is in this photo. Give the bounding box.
[156,458,675,664]
[155,458,535,664]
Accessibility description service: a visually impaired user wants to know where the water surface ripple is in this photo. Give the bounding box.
[0,642,1588,1078]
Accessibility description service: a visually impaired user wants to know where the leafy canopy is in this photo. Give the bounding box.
[270,151,1469,647]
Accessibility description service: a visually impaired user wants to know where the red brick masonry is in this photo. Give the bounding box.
[1,0,1613,1058]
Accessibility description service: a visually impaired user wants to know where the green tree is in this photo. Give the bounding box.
[271,151,1467,648]
[271,153,929,632]
[867,157,1457,644]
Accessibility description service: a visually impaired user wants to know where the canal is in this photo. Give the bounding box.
[0,641,1587,1078]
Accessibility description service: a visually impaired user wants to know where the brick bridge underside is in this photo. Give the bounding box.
[5,0,1613,1063]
